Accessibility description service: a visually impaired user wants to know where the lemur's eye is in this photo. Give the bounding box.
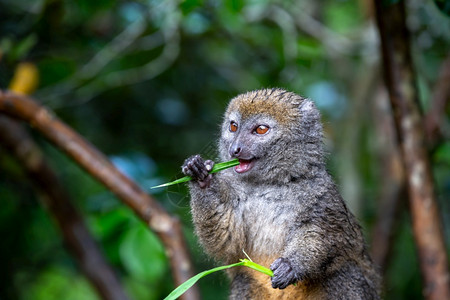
[255,125,269,135]
[230,121,238,132]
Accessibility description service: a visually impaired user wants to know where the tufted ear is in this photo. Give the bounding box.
[299,98,317,114]
[298,99,323,141]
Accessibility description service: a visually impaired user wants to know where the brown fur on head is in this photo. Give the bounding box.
[226,88,305,126]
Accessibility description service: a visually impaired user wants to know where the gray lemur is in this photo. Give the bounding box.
[182,88,381,299]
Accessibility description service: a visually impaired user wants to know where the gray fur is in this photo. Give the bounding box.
[182,88,381,299]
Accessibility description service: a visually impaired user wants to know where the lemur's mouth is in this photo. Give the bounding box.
[235,159,255,173]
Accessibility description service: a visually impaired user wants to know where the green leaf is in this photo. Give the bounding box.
[164,261,244,300]
[240,259,274,277]
[120,225,167,282]
[150,159,239,189]
[14,34,38,60]
[150,176,192,189]
[164,259,271,300]
[210,158,240,173]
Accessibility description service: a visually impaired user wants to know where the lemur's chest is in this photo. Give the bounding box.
[233,188,295,258]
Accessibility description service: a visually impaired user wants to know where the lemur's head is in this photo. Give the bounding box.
[219,88,324,184]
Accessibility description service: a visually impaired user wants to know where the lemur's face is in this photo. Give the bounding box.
[218,89,315,181]
[221,111,281,174]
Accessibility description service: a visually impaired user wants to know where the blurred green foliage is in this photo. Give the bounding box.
[0,0,449,299]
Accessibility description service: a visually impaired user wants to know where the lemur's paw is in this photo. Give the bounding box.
[182,155,215,188]
[270,257,299,289]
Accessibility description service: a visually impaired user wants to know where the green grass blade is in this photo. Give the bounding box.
[150,159,239,189]
[240,259,274,277]
[210,158,239,173]
[163,258,272,300]
[150,176,192,189]
[164,261,244,300]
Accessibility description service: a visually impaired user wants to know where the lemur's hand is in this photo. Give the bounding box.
[182,155,215,189]
[270,257,300,289]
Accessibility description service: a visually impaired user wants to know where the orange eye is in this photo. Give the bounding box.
[230,121,238,132]
[255,125,269,134]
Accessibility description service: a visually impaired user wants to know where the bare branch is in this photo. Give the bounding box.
[371,53,450,274]
[0,91,199,300]
[373,1,450,299]
[0,115,130,300]
[371,54,450,275]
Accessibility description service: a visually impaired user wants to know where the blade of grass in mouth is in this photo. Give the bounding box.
[150,158,239,189]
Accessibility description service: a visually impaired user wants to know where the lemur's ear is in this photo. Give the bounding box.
[299,99,317,114]
[299,99,322,140]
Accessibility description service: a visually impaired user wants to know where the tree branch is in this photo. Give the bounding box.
[0,90,199,300]
[371,52,450,275]
[0,115,130,300]
[373,1,450,299]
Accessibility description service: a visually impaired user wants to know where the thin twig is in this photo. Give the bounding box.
[78,18,148,79]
